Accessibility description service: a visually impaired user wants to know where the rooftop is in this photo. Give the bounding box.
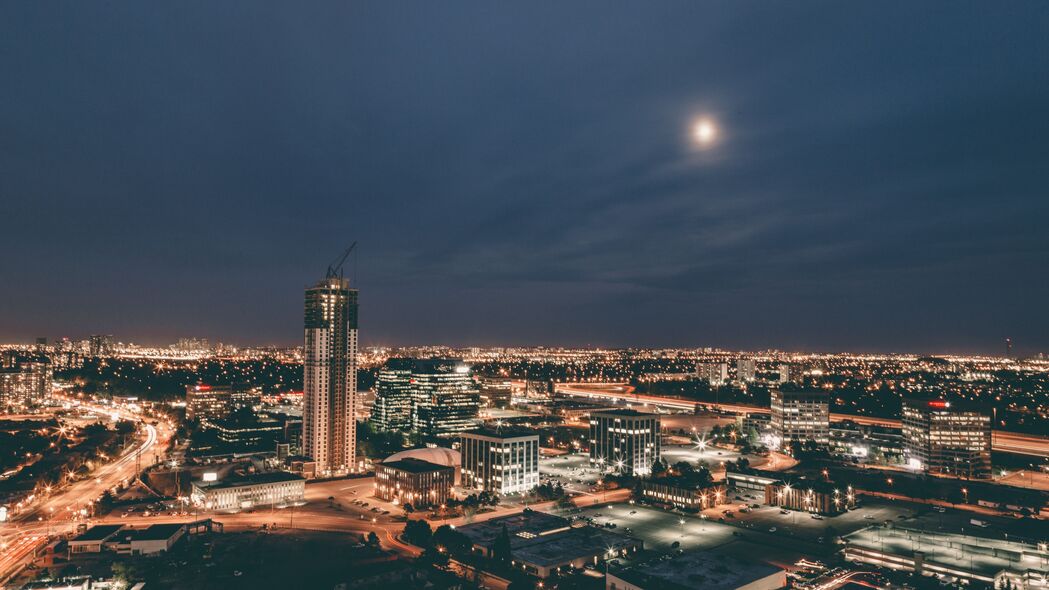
[591,408,659,418]
[512,526,640,567]
[70,524,123,542]
[466,425,539,440]
[381,458,454,474]
[457,510,571,547]
[611,550,783,590]
[194,470,305,490]
[119,523,186,542]
[845,525,1049,579]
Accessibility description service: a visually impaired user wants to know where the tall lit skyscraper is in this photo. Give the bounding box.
[411,359,480,438]
[303,273,359,476]
[901,397,991,479]
[370,358,415,432]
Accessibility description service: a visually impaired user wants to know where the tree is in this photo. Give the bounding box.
[366,531,380,547]
[432,524,471,557]
[403,519,433,547]
[651,458,668,477]
[492,524,512,566]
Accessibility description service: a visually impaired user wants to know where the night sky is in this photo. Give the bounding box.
[2,2,1047,354]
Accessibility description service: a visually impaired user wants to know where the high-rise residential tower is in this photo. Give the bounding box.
[303,273,359,476]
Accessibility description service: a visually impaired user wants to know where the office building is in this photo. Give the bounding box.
[185,384,260,421]
[736,358,757,382]
[697,362,728,386]
[640,481,728,510]
[303,275,359,476]
[370,358,415,432]
[770,387,829,450]
[589,409,660,476]
[207,414,283,449]
[477,375,513,409]
[829,420,904,463]
[87,334,114,357]
[766,480,853,515]
[901,397,992,479]
[411,359,480,438]
[191,472,306,511]
[777,363,793,384]
[460,427,539,495]
[374,457,454,508]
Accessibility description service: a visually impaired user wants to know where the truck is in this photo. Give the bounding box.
[970,518,989,528]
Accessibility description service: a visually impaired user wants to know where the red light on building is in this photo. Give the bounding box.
[927,400,948,409]
[195,384,212,391]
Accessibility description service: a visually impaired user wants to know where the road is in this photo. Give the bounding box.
[0,400,173,587]
[556,383,1049,458]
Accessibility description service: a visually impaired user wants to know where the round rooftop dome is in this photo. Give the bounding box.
[383,447,461,468]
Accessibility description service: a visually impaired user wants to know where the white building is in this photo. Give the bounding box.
[770,387,829,450]
[460,427,539,495]
[736,358,757,382]
[191,472,306,511]
[697,362,728,386]
[606,549,785,590]
[303,274,359,475]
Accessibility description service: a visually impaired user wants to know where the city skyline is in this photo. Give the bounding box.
[2,3,1047,354]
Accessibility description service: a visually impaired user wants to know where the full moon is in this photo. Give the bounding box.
[693,119,717,145]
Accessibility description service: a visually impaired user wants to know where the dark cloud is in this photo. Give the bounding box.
[1,1,1047,354]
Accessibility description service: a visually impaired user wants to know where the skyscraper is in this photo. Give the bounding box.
[697,362,728,386]
[303,275,359,476]
[370,358,415,432]
[411,359,480,438]
[736,358,757,382]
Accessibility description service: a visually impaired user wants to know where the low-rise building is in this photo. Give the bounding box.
[640,481,728,511]
[765,479,853,515]
[191,471,305,511]
[375,457,453,508]
[607,550,785,590]
[109,523,187,556]
[458,511,642,579]
[844,525,1049,589]
[68,524,123,555]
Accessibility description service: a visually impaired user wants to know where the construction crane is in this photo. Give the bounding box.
[326,242,357,279]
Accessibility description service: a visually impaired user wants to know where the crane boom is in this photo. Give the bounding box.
[326,242,357,279]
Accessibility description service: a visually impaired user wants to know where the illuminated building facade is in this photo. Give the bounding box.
[477,375,512,408]
[697,362,728,386]
[411,359,479,438]
[460,427,539,495]
[640,481,727,510]
[901,397,991,479]
[770,387,829,450]
[736,358,757,382]
[375,458,453,507]
[191,472,305,511]
[0,354,52,408]
[766,480,853,515]
[185,384,261,421]
[589,409,660,476]
[303,277,359,475]
[370,358,415,432]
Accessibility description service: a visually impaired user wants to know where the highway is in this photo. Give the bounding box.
[0,401,173,587]
[556,384,1049,458]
